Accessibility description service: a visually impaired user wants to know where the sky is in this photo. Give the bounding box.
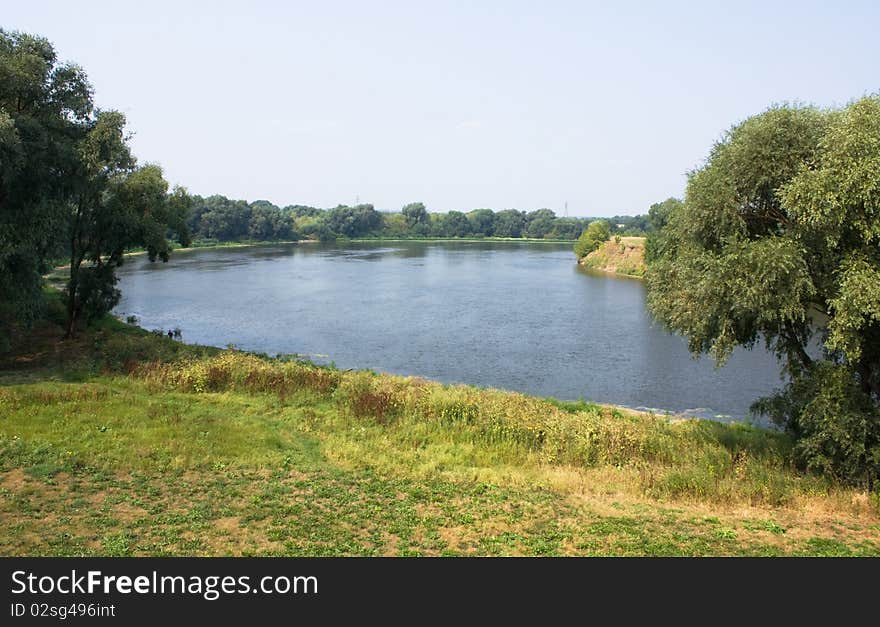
[5,1,879,216]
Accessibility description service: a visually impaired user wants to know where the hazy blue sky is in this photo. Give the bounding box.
[6,1,879,216]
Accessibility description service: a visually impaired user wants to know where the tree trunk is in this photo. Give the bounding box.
[783,323,813,374]
[63,256,82,339]
[65,198,85,340]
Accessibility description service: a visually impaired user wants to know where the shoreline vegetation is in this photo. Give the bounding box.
[1,297,878,556]
[578,236,647,278]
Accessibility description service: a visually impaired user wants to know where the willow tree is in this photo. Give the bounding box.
[0,29,191,341]
[65,114,192,336]
[0,30,92,344]
[646,97,880,487]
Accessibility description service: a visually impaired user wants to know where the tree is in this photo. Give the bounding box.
[524,209,556,238]
[644,197,683,262]
[381,212,408,237]
[607,214,650,235]
[65,118,192,336]
[0,30,193,340]
[401,202,430,235]
[248,201,294,240]
[325,204,382,238]
[467,209,495,237]
[647,198,681,233]
[440,210,470,237]
[574,220,610,258]
[548,217,585,240]
[646,99,880,486]
[190,195,251,240]
[0,30,92,345]
[493,209,526,238]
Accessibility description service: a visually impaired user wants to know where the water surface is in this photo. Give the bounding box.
[115,241,783,421]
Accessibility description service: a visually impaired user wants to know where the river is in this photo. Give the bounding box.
[115,241,783,422]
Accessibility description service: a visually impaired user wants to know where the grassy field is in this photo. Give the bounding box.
[1,308,878,556]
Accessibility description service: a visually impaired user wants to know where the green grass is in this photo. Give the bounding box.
[1,311,878,556]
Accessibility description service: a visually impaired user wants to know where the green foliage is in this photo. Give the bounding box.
[574,220,611,258]
[248,201,295,240]
[606,214,651,235]
[647,97,880,486]
[185,196,652,243]
[400,202,430,236]
[76,264,120,323]
[493,209,526,238]
[0,29,193,340]
[523,209,557,238]
[753,365,880,487]
[188,195,252,240]
[65,140,192,336]
[645,197,683,262]
[439,210,471,237]
[324,204,382,238]
[0,30,90,341]
[467,208,496,236]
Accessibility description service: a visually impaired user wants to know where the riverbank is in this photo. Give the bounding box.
[1,304,878,556]
[578,237,647,278]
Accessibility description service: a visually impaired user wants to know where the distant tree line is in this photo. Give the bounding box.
[186,196,654,243]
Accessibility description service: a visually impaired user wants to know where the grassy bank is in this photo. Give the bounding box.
[579,236,647,277]
[1,310,878,556]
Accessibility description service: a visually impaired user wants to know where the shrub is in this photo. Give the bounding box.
[138,351,341,398]
[753,363,880,489]
[573,220,611,258]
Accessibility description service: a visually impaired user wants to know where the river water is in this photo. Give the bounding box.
[115,241,783,422]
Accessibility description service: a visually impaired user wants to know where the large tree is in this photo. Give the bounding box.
[524,209,556,238]
[646,99,880,486]
[324,204,382,238]
[401,202,430,235]
[65,115,192,336]
[0,30,92,343]
[493,209,526,238]
[440,210,470,237]
[467,208,495,237]
[0,29,191,341]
